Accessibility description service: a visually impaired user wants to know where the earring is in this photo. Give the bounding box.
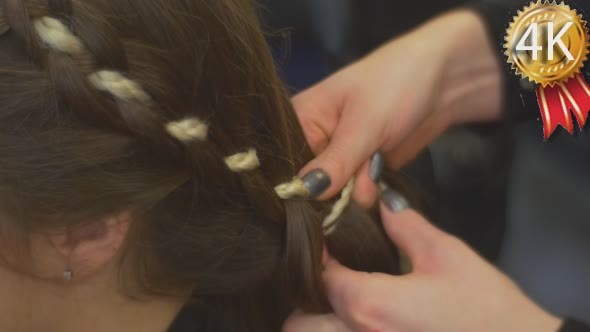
[63,270,73,282]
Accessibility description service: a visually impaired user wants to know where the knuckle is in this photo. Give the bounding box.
[283,314,341,332]
[345,289,384,330]
[328,276,357,304]
[298,117,328,150]
[281,319,299,332]
[329,273,391,332]
[282,316,308,332]
[321,147,350,178]
[331,273,367,306]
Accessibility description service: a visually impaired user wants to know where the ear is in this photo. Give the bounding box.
[49,212,132,281]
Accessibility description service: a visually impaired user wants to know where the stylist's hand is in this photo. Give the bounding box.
[294,10,503,206]
[284,200,563,332]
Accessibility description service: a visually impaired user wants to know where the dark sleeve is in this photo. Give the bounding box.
[560,319,590,332]
[469,1,533,123]
[465,6,590,329]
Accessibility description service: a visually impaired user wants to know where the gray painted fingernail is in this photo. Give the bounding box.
[370,152,385,183]
[301,169,332,198]
[380,189,410,212]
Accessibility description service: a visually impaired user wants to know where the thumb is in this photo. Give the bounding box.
[283,311,353,332]
[379,191,451,270]
[322,259,397,331]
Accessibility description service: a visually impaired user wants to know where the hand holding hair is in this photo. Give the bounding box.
[284,194,563,332]
[292,10,504,206]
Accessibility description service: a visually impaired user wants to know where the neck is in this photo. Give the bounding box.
[0,265,187,332]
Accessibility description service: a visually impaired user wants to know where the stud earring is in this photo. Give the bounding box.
[63,270,73,282]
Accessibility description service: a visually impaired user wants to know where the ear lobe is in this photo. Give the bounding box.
[50,212,132,280]
[67,221,108,246]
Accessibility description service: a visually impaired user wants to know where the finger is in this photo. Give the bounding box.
[283,311,353,332]
[379,202,450,272]
[323,259,370,302]
[323,259,397,331]
[352,159,379,209]
[299,103,382,200]
[386,111,449,169]
[292,73,349,155]
[292,71,348,119]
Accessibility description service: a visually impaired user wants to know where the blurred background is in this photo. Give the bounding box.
[259,0,590,322]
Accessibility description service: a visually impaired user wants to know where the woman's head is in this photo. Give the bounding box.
[0,0,399,329]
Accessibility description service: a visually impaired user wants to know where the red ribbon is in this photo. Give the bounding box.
[536,73,590,139]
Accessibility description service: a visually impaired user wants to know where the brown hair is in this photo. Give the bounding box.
[0,0,400,330]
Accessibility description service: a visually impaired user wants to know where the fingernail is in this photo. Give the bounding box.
[301,169,332,198]
[369,152,385,183]
[380,189,410,212]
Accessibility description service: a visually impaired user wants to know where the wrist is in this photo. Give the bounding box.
[425,10,504,126]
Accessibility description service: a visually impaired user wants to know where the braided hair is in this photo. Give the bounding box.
[0,0,401,330]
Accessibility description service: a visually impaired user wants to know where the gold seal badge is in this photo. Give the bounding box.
[504,1,590,87]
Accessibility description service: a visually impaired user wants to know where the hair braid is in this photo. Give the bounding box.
[1,1,168,146]
[33,16,82,54]
[11,0,266,171]
[3,0,354,235]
